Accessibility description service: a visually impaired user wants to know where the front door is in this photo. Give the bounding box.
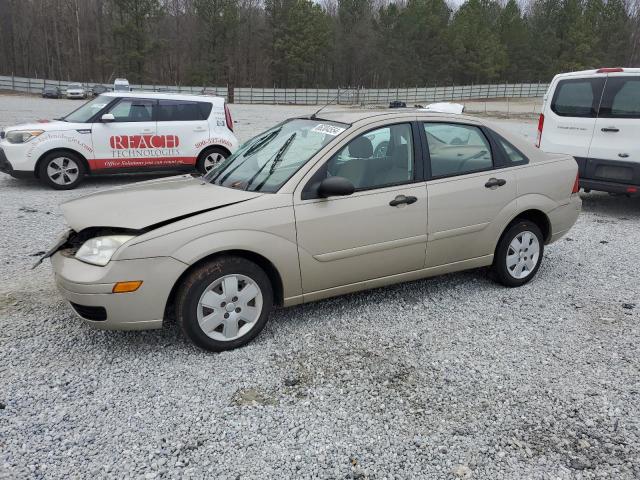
[422,122,518,267]
[587,74,640,187]
[90,97,157,171]
[294,122,428,294]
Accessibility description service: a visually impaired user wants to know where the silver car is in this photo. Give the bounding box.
[45,111,581,351]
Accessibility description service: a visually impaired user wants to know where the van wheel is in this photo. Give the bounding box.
[493,220,544,287]
[37,152,85,190]
[176,256,273,352]
[196,147,229,174]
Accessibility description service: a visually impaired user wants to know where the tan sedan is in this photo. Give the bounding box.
[44,111,581,351]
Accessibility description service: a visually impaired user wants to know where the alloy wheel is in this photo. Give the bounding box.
[47,157,80,186]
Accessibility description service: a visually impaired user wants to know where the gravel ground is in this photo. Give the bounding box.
[1,95,639,479]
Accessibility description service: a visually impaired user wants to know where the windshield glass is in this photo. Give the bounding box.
[63,95,111,123]
[205,118,349,192]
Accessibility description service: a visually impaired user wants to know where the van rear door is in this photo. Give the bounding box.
[541,76,605,159]
[587,73,640,190]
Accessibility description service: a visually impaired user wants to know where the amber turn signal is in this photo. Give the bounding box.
[112,281,143,293]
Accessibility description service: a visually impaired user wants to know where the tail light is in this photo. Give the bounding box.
[572,172,580,194]
[596,67,624,73]
[224,103,233,132]
[535,113,544,148]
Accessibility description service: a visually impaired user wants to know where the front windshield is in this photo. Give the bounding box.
[205,119,349,192]
[63,95,111,123]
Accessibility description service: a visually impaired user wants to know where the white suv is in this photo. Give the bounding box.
[537,67,640,195]
[0,92,238,189]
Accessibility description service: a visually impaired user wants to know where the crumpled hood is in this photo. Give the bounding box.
[61,175,263,231]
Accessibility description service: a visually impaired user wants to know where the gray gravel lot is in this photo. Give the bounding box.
[1,95,639,479]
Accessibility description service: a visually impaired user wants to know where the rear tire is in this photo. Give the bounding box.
[196,147,229,174]
[37,151,85,190]
[493,220,544,287]
[176,256,273,352]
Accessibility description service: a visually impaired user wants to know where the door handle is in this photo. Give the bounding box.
[193,127,207,132]
[601,127,619,132]
[485,178,507,188]
[618,153,630,158]
[389,195,417,207]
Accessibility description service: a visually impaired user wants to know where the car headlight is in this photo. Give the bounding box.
[5,130,44,144]
[75,235,135,266]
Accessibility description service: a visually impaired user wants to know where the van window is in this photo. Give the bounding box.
[550,78,605,117]
[599,77,640,118]
[157,100,212,121]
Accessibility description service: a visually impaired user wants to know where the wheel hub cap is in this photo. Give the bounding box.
[506,231,540,280]
[196,274,263,342]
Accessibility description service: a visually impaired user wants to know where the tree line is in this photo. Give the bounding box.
[0,0,638,88]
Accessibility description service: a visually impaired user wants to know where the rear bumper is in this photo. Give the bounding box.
[575,157,640,194]
[548,194,581,244]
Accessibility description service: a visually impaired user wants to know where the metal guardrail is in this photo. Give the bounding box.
[0,75,548,105]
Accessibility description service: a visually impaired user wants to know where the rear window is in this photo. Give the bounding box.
[599,76,640,118]
[551,78,605,117]
[157,100,212,121]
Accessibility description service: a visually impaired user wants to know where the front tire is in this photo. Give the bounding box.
[37,151,85,190]
[196,147,229,174]
[493,220,544,287]
[176,256,273,352]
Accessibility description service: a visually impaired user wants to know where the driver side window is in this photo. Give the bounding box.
[424,123,492,178]
[108,98,155,122]
[325,123,414,190]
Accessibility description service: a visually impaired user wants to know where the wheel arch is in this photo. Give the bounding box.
[34,148,90,178]
[164,249,285,321]
[197,144,231,161]
[495,208,551,257]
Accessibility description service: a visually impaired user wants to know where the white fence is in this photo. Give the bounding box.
[0,75,548,105]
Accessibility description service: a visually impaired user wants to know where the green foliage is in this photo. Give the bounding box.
[0,0,637,86]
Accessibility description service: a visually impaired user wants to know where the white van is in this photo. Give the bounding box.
[0,92,238,189]
[537,67,640,194]
[113,78,130,92]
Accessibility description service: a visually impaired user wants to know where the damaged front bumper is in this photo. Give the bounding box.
[45,229,188,330]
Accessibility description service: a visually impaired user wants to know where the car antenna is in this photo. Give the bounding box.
[310,92,340,120]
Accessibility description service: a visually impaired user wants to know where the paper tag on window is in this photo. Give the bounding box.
[311,124,346,136]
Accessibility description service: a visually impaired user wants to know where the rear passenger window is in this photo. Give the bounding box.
[551,78,605,117]
[424,123,492,177]
[599,77,640,118]
[157,100,212,121]
[497,136,528,165]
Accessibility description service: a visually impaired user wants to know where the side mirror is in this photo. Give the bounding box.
[318,176,355,198]
[101,113,115,123]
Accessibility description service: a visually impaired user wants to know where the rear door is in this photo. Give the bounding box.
[423,122,518,267]
[541,76,605,159]
[155,99,212,170]
[587,74,640,187]
[90,97,157,170]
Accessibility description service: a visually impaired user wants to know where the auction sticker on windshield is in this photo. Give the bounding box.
[311,124,346,136]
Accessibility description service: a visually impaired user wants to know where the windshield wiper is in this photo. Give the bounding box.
[249,133,297,192]
[203,127,284,185]
[244,127,282,158]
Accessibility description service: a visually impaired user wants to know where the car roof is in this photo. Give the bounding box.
[553,67,640,79]
[309,109,482,126]
[100,91,224,102]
